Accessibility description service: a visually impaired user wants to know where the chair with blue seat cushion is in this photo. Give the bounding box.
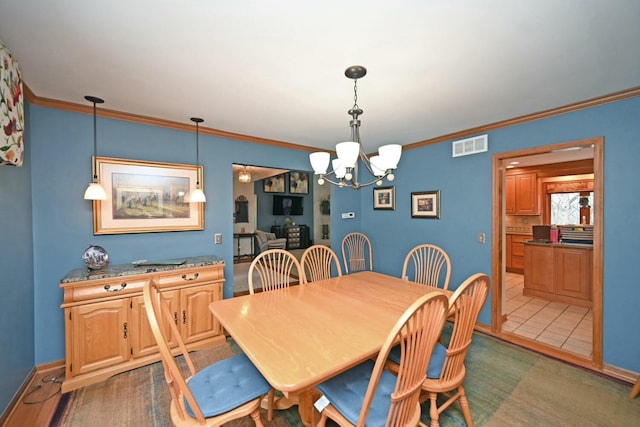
[143,279,273,426]
[316,292,450,427]
[387,273,490,427]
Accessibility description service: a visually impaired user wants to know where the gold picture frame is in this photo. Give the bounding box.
[411,190,440,219]
[92,156,204,234]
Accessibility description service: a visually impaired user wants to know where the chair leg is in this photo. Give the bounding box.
[250,407,265,427]
[317,412,328,426]
[267,388,275,421]
[429,392,440,427]
[457,386,473,426]
[631,376,640,399]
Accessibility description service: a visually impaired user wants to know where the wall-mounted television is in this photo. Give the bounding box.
[273,195,304,216]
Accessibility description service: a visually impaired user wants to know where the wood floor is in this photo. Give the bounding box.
[1,365,65,427]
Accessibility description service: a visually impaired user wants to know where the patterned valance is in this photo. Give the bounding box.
[0,39,24,167]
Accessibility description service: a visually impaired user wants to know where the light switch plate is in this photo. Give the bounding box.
[214,233,222,244]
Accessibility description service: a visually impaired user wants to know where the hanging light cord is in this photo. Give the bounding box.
[92,100,98,181]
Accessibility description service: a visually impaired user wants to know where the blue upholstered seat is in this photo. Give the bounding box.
[316,359,397,426]
[184,353,271,418]
[388,343,447,379]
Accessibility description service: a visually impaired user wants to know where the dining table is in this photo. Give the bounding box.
[208,270,451,426]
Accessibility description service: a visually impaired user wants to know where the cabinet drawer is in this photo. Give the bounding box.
[66,277,148,303]
[156,267,223,287]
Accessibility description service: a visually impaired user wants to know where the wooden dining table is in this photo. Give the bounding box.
[209,271,450,425]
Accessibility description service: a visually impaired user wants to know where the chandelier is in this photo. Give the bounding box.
[309,66,402,190]
[238,165,252,183]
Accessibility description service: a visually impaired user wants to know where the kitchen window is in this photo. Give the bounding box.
[550,192,593,225]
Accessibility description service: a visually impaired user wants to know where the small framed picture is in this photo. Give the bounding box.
[373,186,395,210]
[289,171,309,194]
[263,173,286,193]
[411,190,440,219]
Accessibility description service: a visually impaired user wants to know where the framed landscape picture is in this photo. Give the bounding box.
[373,186,395,210]
[92,157,204,234]
[289,171,309,194]
[411,190,440,219]
[263,173,286,193]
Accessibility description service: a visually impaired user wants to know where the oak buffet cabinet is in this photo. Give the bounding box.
[59,255,226,392]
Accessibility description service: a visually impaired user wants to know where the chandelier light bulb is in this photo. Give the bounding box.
[387,173,395,181]
[318,177,325,185]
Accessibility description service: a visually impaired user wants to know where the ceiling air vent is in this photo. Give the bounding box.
[452,134,488,158]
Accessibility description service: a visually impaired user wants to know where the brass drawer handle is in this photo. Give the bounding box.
[104,283,127,292]
[181,272,199,281]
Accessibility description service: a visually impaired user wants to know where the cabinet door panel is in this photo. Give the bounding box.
[554,248,592,300]
[180,284,222,344]
[71,299,129,375]
[524,245,554,293]
[505,176,515,214]
[514,174,538,214]
[130,290,180,358]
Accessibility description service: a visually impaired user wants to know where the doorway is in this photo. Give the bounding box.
[491,137,604,371]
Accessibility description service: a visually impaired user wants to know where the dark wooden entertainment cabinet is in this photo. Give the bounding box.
[271,225,311,249]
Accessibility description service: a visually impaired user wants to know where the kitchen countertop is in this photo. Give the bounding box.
[524,240,593,249]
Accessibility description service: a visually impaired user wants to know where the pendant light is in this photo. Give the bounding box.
[84,95,107,200]
[190,117,206,203]
[238,165,252,183]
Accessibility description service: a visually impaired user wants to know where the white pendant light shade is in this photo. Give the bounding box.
[369,155,386,177]
[84,182,106,200]
[190,117,206,203]
[309,152,330,174]
[190,188,206,203]
[332,159,346,179]
[336,141,360,168]
[378,144,402,170]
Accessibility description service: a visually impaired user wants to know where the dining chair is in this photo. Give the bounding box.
[142,279,273,426]
[300,244,342,283]
[401,244,452,290]
[341,232,373,274]
[316,292,450,427]
[631,377,640,399]
[387,272,490,427]
[248,248,304,294]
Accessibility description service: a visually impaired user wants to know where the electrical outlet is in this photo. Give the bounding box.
[214,233,222,244]
[478,232,486,244]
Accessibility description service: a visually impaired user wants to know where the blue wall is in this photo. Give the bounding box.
[28,105,311,365]
[2,95,640,414]
[0,102,34,413]
[332,96,640,373]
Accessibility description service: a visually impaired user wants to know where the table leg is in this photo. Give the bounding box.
[260,388,321,426]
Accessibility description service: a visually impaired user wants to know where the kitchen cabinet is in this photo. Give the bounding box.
[506,172,538,215]
[506,234,532,273]
[60,256,225,392]
[523,243,592,307]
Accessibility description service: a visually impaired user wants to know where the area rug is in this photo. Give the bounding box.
[51,332,640,426]
[51,343,299,426]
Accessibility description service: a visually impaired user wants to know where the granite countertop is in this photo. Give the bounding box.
[61,255,225,283]
[524,241,593,249]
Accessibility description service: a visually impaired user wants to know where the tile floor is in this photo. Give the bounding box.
[503,272,593,358]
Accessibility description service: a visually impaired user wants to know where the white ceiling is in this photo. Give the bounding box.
[1,1,639,153]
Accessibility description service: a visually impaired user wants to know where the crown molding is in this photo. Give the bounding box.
[23,83,640,153]
[404,86,640,150]
[22,84,316,153]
